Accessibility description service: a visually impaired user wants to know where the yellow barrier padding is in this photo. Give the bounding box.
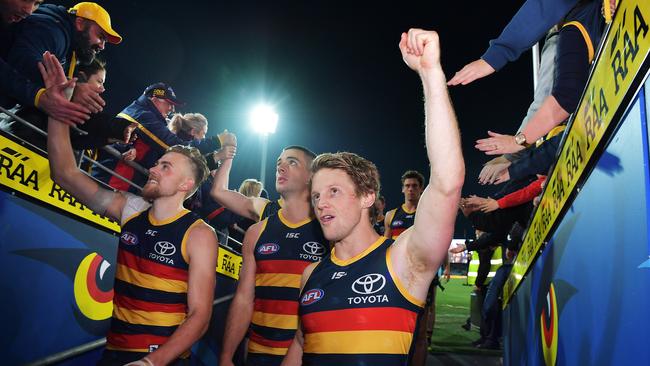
[0,134,120,232]
[504,0,650,306]
[217,245,242,280]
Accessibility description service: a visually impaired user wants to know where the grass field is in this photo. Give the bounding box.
[429,277,502,356]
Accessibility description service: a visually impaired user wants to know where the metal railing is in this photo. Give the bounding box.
[25,294,236,366]
[0,105,146,192]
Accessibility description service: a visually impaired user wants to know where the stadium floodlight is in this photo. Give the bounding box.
[250,104,278,135]
[249,104,279,185]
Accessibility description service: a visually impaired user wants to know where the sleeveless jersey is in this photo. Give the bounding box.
[259,198,283,221]
[388,204,416,239]
[299,237,423,365]
[249,209,328,360]
[107,208,204,356]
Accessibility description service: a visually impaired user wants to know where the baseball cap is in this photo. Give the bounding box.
[144,82,185,106]
[69,2,122,44]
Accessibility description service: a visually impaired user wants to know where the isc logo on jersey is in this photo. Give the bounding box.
[258,243,280,255]
[391,220,404,227]
[301,289,324,305]
[300,241,325,261]
[120,232,138,245]
[348,273,389,305]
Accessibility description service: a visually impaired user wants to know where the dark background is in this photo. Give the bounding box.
[54,0,536,237]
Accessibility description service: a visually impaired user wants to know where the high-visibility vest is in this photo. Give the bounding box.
[466,247,503,286]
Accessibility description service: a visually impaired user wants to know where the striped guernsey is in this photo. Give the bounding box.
[107,208,203,356]
[249,209,327,365]
[299,237,423,365]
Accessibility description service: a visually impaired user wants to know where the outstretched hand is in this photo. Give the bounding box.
[37,51,91,126]
[447,59,495,86]
[475,131,525,155]
[478,156,511,185]
[72,82,105,114]
[399,29,441,73]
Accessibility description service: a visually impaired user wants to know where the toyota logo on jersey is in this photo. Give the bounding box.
[352,273,386,295]
[154,241,176,256]
[303,242,325,255]
[258,243,280,255]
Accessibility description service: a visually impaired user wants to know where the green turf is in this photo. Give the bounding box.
[429,277,502,356]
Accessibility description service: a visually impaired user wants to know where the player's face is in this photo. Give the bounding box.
[142,152,191,200]
[275,149,311,195]
[402,178,423,202]
[311,168,369,242]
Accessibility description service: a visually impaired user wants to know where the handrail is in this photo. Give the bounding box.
[0,105,147,192]
[24,293,236,366]
[0,105,88,136]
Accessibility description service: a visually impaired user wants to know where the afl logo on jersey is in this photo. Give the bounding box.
[352,273,386,295]
[301,289,324,305]
[258,243,280,255]
[120,232,138,246]
[391,220,404,227]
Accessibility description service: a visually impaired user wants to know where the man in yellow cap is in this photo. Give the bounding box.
[0,0,92,126]
[2,2,121,131]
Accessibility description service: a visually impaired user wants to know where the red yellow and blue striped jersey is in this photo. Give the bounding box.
[388,204,416,239]
[299,237,423,365]
[107,208,203,356]
[249,209,327,358]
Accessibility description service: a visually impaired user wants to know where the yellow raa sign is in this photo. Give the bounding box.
[217,245,242,280]
[504,0,650,305]
[0,133,121,233]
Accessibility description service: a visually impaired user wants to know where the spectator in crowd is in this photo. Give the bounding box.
[447,0,579,86]
[4,1,120,137]
[475,0,607,155]
[239,178,263,198]
[102,86,232,191]
[0,0,91,125]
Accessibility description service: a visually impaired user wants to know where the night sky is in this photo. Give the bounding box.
[55,0,536,237]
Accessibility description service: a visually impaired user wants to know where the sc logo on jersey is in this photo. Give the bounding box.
[349,273,389,305]
[120,232,138,245]
[258,243,280,255]
[352,273,386,294]
[301,289,324,305]
[300,242,325,261]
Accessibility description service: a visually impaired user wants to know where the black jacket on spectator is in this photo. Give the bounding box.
[2,5,76,108]
[509,134,563,181]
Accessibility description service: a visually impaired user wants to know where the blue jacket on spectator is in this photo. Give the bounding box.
[103,94,221,191]
[2,5,75,108]
[481,0,577,71]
